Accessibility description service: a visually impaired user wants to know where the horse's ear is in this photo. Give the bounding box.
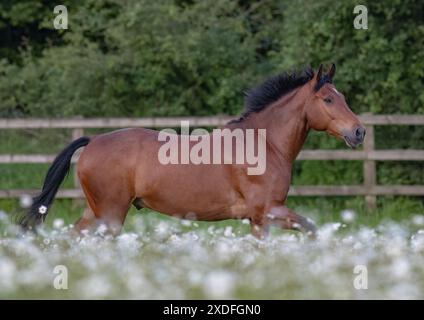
[316,64,323,81]
[328,63,336,80]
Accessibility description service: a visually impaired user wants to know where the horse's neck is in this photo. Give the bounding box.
[228,88,309,164]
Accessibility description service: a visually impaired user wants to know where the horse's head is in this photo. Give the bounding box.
[305,64,365,148]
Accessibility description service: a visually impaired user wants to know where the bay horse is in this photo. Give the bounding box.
[19,64,365,238]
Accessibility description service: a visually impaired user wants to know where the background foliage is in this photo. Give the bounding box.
[0,0,423,214]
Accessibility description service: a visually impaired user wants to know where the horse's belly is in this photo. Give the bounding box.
[139,187,234,220]
[136,165,244,220]
[140,197,235,221]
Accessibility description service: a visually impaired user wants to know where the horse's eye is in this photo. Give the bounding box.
[323,97,333,104]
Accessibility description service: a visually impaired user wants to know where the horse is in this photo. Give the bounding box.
[19,64,365,238]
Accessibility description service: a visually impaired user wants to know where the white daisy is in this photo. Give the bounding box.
[38,205,48,215]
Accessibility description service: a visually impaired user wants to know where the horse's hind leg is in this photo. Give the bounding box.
[75,178,133,236]
[74,206,98,233]
[75,198,132,236]
[94,200,132,235]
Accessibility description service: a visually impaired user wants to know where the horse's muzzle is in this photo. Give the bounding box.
[343,125,366,149]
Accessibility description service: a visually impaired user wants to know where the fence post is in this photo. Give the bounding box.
[363,116,377,211]
[71,128,84,189]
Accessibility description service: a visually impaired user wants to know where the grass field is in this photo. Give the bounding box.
[1,208,424,299]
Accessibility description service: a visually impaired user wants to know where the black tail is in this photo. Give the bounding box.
[19,136,90,229]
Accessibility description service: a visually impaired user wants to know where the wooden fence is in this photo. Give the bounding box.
[1,114,424,209]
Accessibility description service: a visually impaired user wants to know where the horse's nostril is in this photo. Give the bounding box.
[355,128,361,137]
[355,127,365,140]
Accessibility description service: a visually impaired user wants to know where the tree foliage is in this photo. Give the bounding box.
[1,0,423,117]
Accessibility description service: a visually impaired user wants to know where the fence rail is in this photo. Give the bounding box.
[1,115,424,209]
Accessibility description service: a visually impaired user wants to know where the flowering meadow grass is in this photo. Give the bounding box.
[0,209,423,299]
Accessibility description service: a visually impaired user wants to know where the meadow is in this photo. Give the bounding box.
[1,206,424,299]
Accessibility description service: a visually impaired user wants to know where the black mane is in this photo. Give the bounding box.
[231,67,315,123]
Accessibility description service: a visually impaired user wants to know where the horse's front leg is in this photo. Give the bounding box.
[268,206,317,237]
[250,221,269,239]
[250,206,317,239]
